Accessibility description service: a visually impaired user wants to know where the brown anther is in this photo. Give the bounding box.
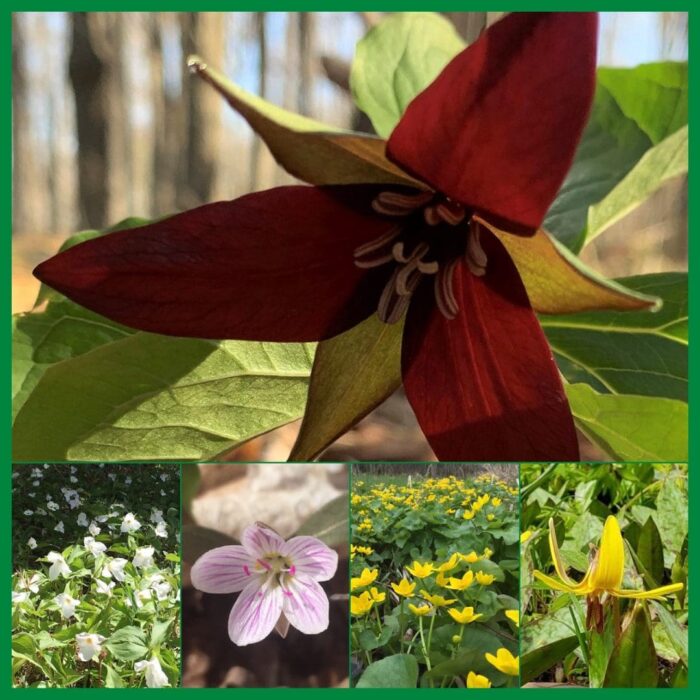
[436,202,466,226]
[465,221,487,276]
[424,206,442,226]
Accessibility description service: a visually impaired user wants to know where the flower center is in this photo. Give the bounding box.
[354,190,487,323]
[253,552,296,589]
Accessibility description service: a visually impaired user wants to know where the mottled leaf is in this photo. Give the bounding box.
[603,605,658,687]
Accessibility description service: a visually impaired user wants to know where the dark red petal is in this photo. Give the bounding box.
[401,230,579,461]
[387,12,598,234]
[34,186,396,342]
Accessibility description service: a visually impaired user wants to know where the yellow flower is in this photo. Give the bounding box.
[421,591,457,607]
[447,606,482,624]
[437,553,460,572]
[520,530,532,544]
[463,510,475,520]
[351,592,374,616]
[435,571,450,587]
[533,516,684,599]
[487,514,495,521]
[505,609,519,626]
[466,671,492,688]
[408,603,432,616]
[446,571,474,591]
[406,561,434,578]
[485,648,519,676]
[482,547,493,559]
[461,551,480,564]
[476,571,495,586]
[491,498,502,507]
[351,567,378,591]
[391,578,416,597]
[368,587,386,603]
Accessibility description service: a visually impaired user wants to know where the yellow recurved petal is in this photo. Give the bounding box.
[533,569,583,595]
[590,516,624,591]
[613,582,684,600]
[547,518,587,589]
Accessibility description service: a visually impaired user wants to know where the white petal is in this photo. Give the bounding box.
[190,545,256,594]
[280,536,338,582]
[241,523,286,558]
[228,580,283,646]
[282,577,330,635]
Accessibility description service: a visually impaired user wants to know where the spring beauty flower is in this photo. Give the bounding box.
[467,671,492,688]
[485,648,519,676]
[76,633,105,662]
[47,552,71,580]
[34,13,653,461]
[191,522,338,646]
[534,516,684,631]
[134,656,170,688]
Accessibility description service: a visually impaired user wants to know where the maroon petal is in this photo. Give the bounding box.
[401,229,579,461]
[387,12,598,234]
[34,186,395,342]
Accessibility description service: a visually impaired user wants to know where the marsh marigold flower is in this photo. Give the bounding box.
[485,648,519,676]
[467,671,492,688]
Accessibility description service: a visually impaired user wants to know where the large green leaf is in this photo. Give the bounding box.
[542,273,687,401]
[350,12,465,137]
[651,601,688,667]
[637,516,664,587]
[585,124,687,244]
[521,635,580,684]
[290,315,403,460]
[603,605,658,688]
[566,383,687,461]
[104,626,149,662]
[356,653,419,688]
[293,494,348,548]
[13,334,314,461]
[545,62,687,250]
[13,299,134,420]
[189,55,420,188]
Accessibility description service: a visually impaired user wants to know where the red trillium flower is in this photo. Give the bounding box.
[37,13,611,460]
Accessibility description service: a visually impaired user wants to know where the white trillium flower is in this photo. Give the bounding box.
[27,537,37,550]
[154,522,168,538]
[55,592,79,619]
[84,537,107,556]
[134,589,153,608]
[134,657,170,688]
[23,509,33,516]
[95,579,115,596]
[47,501,60,512]
[89,521,101,536]
[54,521,65,534]
[150,508,164,524]
[13,591,30,604]
[75,633,106,662]
[47,552,71,580]
[120,513,141,533]
[103,558,128,582]
[18,573,41,594]
[77,512,89,527]
[133,546,155,569]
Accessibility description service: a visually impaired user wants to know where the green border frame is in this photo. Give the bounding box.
[5,3,694,696]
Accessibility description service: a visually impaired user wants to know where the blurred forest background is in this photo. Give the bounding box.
[11,12,688,461]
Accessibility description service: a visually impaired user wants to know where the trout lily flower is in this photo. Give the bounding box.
[534,516,684,631]
[34,12,655,461]
[191,522,338,646]
[76,632,105,662]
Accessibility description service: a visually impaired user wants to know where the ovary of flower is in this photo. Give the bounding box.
[120,512,141,533]
[391,578,416,597]
[84,536,107,557]
[408,603,432,616]
[154,521,168,538]
[47,552,71,581]
[520,530,533,544]
[55,592,79,619]
[447,606,482,624]
[533,516,685,600]
[75,633,105,662]
[467,671,492,688]
[505,609,520,626]
[421,591,457,607]
[133,546,155,569]
[351,567,378,591]
[103,558,128,582]
[135,656,170,688]
[476,572,495,586]
[406,561,434,578]
[446,571,475,591]
[485,648,519,676]
[351,591,374,616]
[437,553,461,573]
[191,522,338,646]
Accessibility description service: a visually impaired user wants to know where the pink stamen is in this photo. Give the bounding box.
[289,565,296,576]
[256,558,272,572]
[243,565,250,576]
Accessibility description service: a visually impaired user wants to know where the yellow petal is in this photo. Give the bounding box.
[533,569,584,595]
[476,217,659,314]
[467,671,491,688]
[591,516,624,591]
[613,582,684,599]
[547,518,590,591]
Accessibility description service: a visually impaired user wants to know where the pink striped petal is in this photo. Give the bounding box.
[282,577,330,635]
[241,523,286,558]
[280,536,338,582]
[190,545,255,594]
[228,580,284,646]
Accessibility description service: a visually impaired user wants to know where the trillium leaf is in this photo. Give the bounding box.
[480,219,659,314]
[350,13,466,137]
[542,273,687,401]
[104,665,125,688]
[104,626,149,662]
[585,124,687,245]
[356,653,419,688]
[188,55,420,188]
[566,383,688,461]
[520,635,580,684]
[290,315,403,461]
[294,494,348,548]
[12,333,314,461]
[603,605,658,688]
